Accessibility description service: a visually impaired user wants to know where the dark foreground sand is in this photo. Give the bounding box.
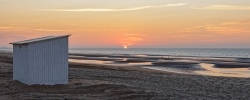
[1,52,250,100]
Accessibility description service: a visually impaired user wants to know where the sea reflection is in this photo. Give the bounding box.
[69,59,152,66]
[69,59,113,64]
[69,54,250,78]
[195,63,250,78]
[142,67,193,74]
[128,62,152,66]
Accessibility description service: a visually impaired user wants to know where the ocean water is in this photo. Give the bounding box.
[69,48,250,58]
[1,48,250,58]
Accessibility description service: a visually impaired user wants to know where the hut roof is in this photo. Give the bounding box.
[10,34,70,45]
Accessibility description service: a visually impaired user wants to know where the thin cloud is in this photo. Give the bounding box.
[171,35,189,38]
[124,34,145,36]
[41,3,187,12]
[116,36,143,46]
[178,25,213,33]
[0,27,13,29]
[191,5,250,10]
[179,18,250,35]
[222,18,250,25]
[0,26,26,32]
[0,26,24,29]
[34,28,65,32]
[0,26,69,32]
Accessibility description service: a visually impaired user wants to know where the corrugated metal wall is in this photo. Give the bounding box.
[13,36,69,85]
[28,37,68,85]
[13,45,29,83]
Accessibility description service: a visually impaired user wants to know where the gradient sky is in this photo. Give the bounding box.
[1,0,250,48]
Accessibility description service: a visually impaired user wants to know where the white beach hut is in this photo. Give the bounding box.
[10,35,70,85]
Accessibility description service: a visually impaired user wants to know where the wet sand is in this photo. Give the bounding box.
[1,52,250,99]
[69,53,250,78]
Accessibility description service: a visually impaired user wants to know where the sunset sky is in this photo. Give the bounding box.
[0,0,250,48]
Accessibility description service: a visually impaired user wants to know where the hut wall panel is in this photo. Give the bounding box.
[27,37,68,85]
[13,45,29,83]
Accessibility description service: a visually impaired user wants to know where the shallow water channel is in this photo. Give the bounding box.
[69,54,250,78]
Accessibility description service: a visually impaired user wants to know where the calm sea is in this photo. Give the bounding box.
[69,48,250,58]
[1,48,250,58]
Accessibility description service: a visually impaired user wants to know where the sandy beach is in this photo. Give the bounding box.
[1,52,250,99]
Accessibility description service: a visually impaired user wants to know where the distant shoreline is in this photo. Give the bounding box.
[1,48,250,58]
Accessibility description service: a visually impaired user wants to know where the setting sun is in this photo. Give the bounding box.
[124,46,128,49]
